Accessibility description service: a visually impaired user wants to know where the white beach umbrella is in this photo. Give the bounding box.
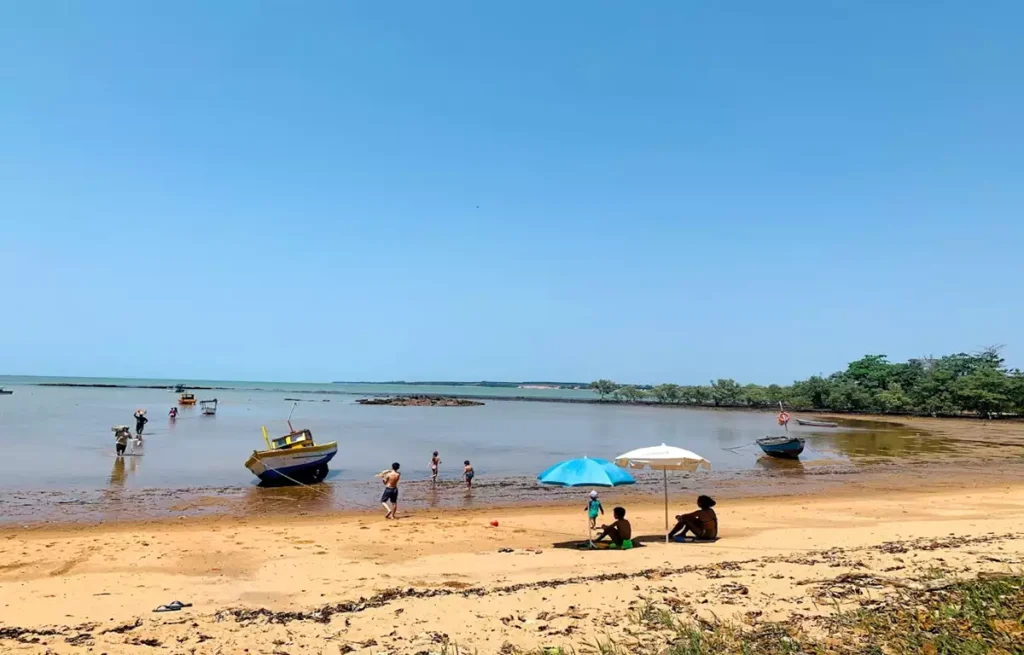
[614,444,711,543]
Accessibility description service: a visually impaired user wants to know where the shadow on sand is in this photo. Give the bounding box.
[550,538,649,550]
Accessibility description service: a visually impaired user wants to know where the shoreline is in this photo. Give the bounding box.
[2,412,1024,528]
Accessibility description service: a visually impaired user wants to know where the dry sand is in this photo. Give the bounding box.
[3,416,1024,654]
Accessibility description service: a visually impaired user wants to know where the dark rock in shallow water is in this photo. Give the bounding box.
[356,395,484,407]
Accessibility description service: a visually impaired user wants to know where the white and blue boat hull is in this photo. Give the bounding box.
[245,443,337,484]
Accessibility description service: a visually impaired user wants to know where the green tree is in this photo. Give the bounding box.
[845,354,893,394]
[615,385,644,403]
[690,385,712,406]
[954,368,1012,418]
[590,379,617,400]
[651,383,681,404]
[1009,370,1024,413]
[875,383,910,413]
[742,384,771,408]
[790,375,830,409]
[709,379,742,407]
[593,346,1020,417]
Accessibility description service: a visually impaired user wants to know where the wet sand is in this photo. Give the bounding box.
[2,416,1024,653]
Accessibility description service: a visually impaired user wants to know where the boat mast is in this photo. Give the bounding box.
[286,401,298,433]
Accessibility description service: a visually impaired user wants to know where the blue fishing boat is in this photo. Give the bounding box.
[757,436,805,459]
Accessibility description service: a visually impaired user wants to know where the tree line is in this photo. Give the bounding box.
[590,348,1024,418]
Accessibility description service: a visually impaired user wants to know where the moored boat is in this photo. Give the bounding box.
[200,398,218,415]
[179,392,196,405]
[245,425,336,485]
[0,388,12,395]
[757,436,805,459]
[795,418,838,428]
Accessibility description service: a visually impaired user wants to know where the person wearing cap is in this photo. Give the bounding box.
[586,490,604,529]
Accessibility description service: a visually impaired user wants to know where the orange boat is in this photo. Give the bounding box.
[178,392,196,406]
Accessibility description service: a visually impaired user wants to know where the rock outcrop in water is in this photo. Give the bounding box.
[356,396,484,407]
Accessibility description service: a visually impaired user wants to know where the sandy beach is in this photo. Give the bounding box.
[3,412,1024,655]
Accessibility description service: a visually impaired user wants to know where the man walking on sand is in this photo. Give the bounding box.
[381,462,401,519]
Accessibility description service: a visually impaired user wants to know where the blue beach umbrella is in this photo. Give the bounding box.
[537,457,636,487]
[538,457,635,544]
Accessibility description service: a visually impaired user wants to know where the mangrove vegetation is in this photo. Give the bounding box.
[591,348,1024,417]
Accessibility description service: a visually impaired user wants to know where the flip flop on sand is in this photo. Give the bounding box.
[153,600,192,612]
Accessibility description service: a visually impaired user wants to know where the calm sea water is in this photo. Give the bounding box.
[0,377,945,495]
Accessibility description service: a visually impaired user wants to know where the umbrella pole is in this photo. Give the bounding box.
[664,469,669,543]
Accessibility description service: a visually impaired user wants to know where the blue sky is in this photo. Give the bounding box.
[1,1,1021,384]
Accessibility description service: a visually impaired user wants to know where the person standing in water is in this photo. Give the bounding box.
[113,426,131,457]
[463,460,475,489]
[381,462,401,519]
[134,410,148,439]
[430,451,441,484]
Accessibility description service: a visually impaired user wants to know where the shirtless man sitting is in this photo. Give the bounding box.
[381,462,401,519]
[593,506,631,547]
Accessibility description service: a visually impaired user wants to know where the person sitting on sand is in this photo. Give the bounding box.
[668,495,718,541]
[593,507,631,547]
[430,451,441,484]
[381,462,401,519]
[463,460,474,489]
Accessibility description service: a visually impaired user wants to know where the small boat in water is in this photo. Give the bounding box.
[0,388,12,395]
[178,392,196,406]
[200,398,218,416]
[757,436,805,459]
[245,426,336,484]
[174,384,186,393]
[795,418,838,428]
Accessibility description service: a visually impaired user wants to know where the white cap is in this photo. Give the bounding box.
[590,490,598,498]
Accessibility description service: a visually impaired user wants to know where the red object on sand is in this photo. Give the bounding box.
[490,520,499,527]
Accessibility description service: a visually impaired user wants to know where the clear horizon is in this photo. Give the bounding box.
[2,2,1021,383]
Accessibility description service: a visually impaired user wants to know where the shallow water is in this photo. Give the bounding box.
[0,381,952,523]
[0,382,948,488]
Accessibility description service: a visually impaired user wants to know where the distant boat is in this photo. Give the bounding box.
[245,426,336,485]
[757,436,805,459]
[200,398,218,416]
[178,392,196,406]
[174,384,186,393]
[795,418,838,428]
[0,388,12,395]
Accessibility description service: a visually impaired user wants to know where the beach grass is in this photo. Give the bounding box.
[478,574,1024,655]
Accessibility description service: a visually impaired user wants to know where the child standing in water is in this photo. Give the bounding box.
[430,451,441,484]
[587,490,604,529]
[463,460,475,488]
